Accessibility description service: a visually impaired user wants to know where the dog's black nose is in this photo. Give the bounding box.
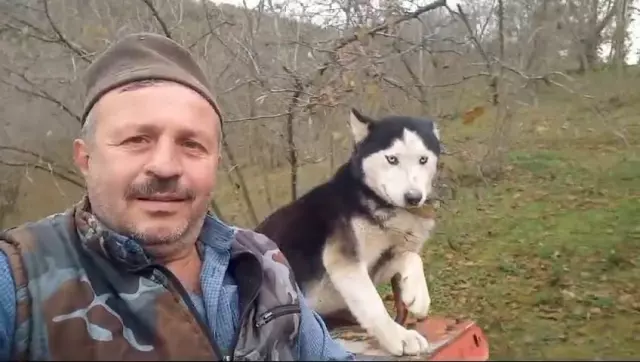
[404,190,423,206]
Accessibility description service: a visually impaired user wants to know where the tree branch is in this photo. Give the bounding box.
[317,0,447,76]
[0,145,83,188]
[42,0,93,63]
[225,112,292,123]
[454,4,499,105]
[0,160,84,188]
[0,65,82,123]
[141,0,173,39]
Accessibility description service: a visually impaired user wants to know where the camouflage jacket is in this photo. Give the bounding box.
[0,199,302,361]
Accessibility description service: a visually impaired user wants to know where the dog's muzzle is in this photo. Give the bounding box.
[404,189,423,207]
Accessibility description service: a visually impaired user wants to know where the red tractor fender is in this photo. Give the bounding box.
[331,316,490,361]
[331,273,489,361]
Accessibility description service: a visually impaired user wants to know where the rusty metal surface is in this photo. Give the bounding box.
[331,317,489,361]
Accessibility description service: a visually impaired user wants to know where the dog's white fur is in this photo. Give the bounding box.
[351,112,439,209]
[305,111,440,356]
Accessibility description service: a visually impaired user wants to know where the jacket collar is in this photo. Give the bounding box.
[72,195,235,271]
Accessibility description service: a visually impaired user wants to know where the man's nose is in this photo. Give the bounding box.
[145,140,182,178]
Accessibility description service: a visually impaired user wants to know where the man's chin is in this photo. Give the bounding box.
[133,199,190,214]
[133,230,185,245]
[126,219,189,244]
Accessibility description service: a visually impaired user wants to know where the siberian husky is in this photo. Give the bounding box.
[255,109,442,356]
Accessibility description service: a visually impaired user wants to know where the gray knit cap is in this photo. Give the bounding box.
[81,32,222,125]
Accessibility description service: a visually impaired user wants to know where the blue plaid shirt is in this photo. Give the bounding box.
[0,215,355,361]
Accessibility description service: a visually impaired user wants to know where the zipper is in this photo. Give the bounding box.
[226,257,262,362]
[151,264,226,360]
[255,304,302,328]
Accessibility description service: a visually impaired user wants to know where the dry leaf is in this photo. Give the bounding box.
[462,105,485,125]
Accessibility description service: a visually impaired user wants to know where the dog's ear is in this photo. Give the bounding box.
[349,108,374,143]
[431,120,447,154]
[431,120,441,141]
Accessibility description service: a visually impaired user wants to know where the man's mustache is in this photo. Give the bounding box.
[125,176,195,201]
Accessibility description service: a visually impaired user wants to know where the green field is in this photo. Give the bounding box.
[426,148,640,359]
[420,72,640,359]
[4,70,640,360]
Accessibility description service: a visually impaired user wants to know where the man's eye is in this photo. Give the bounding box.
[184,140,203,150]
[124,136,148,144]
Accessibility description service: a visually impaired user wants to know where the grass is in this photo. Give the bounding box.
[416,81,640,359]
[4,70,640,359]
[425,145,640,359]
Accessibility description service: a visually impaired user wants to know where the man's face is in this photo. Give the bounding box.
[73,82,220,249]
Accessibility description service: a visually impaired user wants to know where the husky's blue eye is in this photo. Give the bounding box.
[385,155,399,165]
[419,156,428,165]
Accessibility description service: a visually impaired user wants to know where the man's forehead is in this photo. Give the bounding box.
[106,119,213,138]
[84,88,219,149]
[94,83,220,129]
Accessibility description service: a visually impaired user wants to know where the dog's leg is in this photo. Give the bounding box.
[391,273,408,325]
[375,251,431,320]
[323,237,429,356]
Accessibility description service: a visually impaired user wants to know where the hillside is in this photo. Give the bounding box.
[1,0,639,358]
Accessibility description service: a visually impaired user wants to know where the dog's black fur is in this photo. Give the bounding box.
[255,112,441,294]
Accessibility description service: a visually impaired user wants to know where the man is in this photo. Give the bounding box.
[0,33,355,361]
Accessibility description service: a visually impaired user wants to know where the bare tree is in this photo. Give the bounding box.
[0,0,633,228]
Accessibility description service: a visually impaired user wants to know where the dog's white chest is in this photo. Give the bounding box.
[384,210,435,242]
[350,217,393,266]
[350,212,434,265]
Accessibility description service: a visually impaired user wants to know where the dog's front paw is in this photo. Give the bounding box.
[400,255,431,319]
[375,321,430,356]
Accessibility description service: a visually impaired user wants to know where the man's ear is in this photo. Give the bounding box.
[349,108,375,143]
[72,138,90,178]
